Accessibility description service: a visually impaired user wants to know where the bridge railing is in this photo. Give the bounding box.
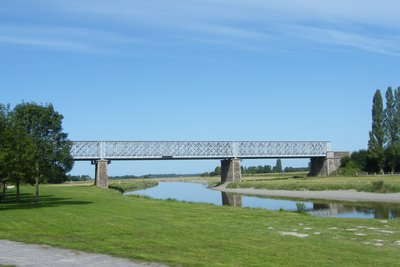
[71,141,330,160]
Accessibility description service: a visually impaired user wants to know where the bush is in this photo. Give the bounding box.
[339,161,361,176]
[340,156,351,167]
[371,180,385,193]
[296,202,306,213]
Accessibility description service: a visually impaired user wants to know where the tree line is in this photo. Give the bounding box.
[67,175,91,182]
[0,102,73,202]
[202,159,309,176]
[341,87,400,175]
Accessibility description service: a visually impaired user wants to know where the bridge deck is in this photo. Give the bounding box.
[71,141,330,160]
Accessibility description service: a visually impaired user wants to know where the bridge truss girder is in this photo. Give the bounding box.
[71,141,330,160]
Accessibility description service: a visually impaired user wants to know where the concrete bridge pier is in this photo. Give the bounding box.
[92,159,110,188]
[309,157,327,176]
[221,158,242,183]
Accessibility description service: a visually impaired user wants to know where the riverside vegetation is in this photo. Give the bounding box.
[108,180,159,193]
[228,174,400,193]
[1,182,400,267]
[0,102,72,203]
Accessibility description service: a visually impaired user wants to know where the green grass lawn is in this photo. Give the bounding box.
[0,185,399,266]
[229,175,400,192]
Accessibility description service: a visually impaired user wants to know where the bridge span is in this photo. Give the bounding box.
[71,141,348,188]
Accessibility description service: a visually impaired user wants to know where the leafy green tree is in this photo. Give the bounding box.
[246,166,256,174]
[11,103,73,203]
[350,149,369,171]
[340,149,370,175]
[0,104,8,135]
[368,90,385,173]
[212,166,221,176]
[384,87,395,140]
[0,104,10,200]
[340,156,351,168]
[1,122,36,200]
[392,86,400,171]
[395,87,400,142]
[273,159,282,173]
[384,87,399,173]
[284,167,309,172]
[263,165,272,173]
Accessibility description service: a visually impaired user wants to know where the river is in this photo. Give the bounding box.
[124,182,400,219]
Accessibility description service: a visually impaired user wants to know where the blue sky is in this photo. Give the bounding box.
[2,1,400,176]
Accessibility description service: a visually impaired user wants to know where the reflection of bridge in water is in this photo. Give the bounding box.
[220,193,400,219]
[71,141,349,188]
[308,203,400,219]
[307,203,359,217]
[221,192,242,207]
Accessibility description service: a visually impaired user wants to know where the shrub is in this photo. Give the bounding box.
[296,202,306,213]
[371,180,385,193]
[339,161,361,176]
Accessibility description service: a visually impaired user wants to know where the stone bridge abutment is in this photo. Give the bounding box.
[309,152,350,176]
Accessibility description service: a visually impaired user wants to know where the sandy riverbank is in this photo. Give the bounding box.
[212,184,400,203]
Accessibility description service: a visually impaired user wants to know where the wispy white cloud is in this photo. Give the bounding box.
[46,0,400,29]
[290,25,400,56]
[1,0,400,55]
[0,36,102,53]
[0,25,146,54]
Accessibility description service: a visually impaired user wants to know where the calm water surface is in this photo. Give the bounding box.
[125,182,400,219]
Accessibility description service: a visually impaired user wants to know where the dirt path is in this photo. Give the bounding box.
[212,184,400,203]
[0,240,166,267]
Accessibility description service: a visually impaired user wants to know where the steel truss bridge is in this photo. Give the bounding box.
[71,141,331,160]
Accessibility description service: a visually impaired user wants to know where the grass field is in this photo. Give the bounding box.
[0,184,400,266]
[229,175,400,193]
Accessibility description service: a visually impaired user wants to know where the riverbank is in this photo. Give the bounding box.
[109,180,159,193]
[213,183,400,203]
[227,175,400,193]
[1,185,399,266]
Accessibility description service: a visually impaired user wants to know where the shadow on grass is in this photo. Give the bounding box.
[0,192,92,210]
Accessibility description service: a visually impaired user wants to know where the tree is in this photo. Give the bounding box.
[393,86,400,171]
[384,87,399,173]
[11,103,73,203]
[368,90,385,173]
[339,149,369,175]
[0,104,10,200]
[273,159,282,173]
[350,149,369,171]
[395,87,400,144]
[263,165,272,173]
[212,166,221,176]
[1,122,36,200]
